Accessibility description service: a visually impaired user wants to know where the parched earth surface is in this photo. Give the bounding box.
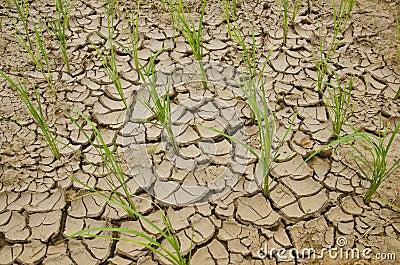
[1,0,400,264]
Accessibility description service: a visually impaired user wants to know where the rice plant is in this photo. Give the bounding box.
[68,107,137,219]
[12,0,56,94]
[87,0,128,109]
[137,49,179,154]
[200,24,296,196]
[314,22,328,93]
[290,0,303,26]
[282,0,289,45]
[223,0,237,23]
[314,0,355,93]
[47,0,76,73]
[200,79,296,196]
[394,87,400,101]
[223,0,234,39]
[174,0,207,89]
[89,0,126,109]
[0,70,60,159]
[12,0,32,50]
[66,195,190,265]
[326,0,356,61]
[89,38,128,110]
[322,70,354,139]
[304,119,400,204]
[243,76,296,196]
[227,21,258,78]
[175,0,206,61]
[396,13,400,63]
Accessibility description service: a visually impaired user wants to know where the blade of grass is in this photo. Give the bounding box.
[0,70,60,159]
[68,107,137,218]
[88,38,128,109]
[11,0,56,94]
[323,71,354,138]
[290,0,303,26]
[174,0,207,89]
[282,0,289,45]
[47,0,76,73]
[137,49,179,153]
[223,21,297,195]
[65,190,189,265]
[302,120,400,203]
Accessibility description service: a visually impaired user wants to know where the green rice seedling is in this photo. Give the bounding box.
[314,22,327,93]
[304,119,400,204]
[68,107,138,218]
[88,0,128,109]
[199,26,296,195]
[282,0,289,45]
[215,22,297,195]
[14,27,55,93]
[223,0,237,22]
[12,0,32,50]
[223,0,236,40]
[290,0,303,26]
[323,71,354,139]
[326,0,355,61]
[166,0,178,42]
[0,70,60,159]
[12,0,56,94]
[200,79,297,196]
[47,0,76,73]
[396,13,400,63]
[227,22,258,78]
[174,0,207,89]
[31,25,55,92]
[137,50,179,154]
[89,39,128,109]
[394,87,400,100]
[314,0,355,93]
[66,195,190,265]
[243,75,297,196]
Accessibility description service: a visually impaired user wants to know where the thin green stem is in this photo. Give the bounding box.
[0,70,60,159]
[47,0,76,73]
[174,0,207,89]
[282,0,289,45]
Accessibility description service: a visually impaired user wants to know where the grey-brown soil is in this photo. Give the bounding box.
[0,0,400,264]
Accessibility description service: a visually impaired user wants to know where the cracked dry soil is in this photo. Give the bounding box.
[0,0,400,264]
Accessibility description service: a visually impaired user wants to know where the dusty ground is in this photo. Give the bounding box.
[0,0,400,264]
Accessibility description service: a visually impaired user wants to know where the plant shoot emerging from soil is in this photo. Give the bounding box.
[173,0,208,89]
[12,0,56,94]
[290,0,303,26]
[282,0,289,45]
[138,50,180,154]
[0,70,61,159]
[305,119,400,204]
[323,71,354,139]
[202,23,296,196]
[47,0,76,73]
[68,107,138,219]
[66,196,191,265]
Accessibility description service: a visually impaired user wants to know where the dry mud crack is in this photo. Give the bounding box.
[1,0,400,264]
